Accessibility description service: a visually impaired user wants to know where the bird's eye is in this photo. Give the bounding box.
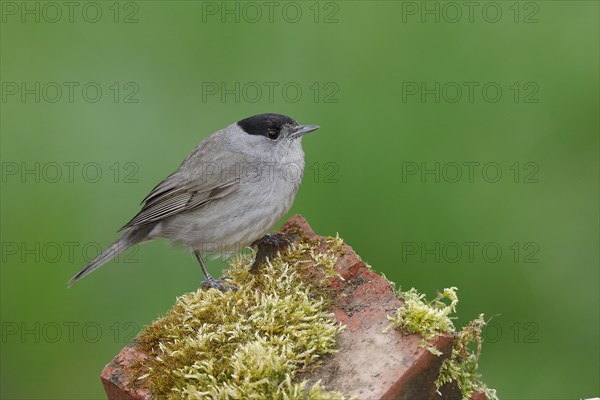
[267,129,280,140]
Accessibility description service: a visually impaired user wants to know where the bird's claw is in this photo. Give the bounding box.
[250,233,294,274]
[201,277,237,291]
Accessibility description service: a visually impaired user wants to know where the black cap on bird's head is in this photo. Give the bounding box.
[237,113,319,140]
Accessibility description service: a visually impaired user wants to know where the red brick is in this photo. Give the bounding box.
[101,214,488,400]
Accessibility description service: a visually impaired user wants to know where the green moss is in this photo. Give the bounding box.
[132,239,347,399]
[435,314,498,400]
[386,287,458,355]
[387,287,497,400]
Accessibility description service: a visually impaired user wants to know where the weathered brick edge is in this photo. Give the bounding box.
[101,214,487,400]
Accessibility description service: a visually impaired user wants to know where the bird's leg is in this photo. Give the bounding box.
[194,250,237,291]
[250,233,293,274]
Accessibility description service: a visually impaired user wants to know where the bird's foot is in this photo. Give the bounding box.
[201,276,237,291]
[250,233,294,274]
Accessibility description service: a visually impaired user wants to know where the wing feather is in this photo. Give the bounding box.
[120,177,239,231]
[120,134,243,231]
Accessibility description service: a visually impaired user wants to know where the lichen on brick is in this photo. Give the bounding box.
[387,287,498,400]
[131,239,347,399]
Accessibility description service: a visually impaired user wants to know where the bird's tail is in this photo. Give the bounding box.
[67,227,149,287]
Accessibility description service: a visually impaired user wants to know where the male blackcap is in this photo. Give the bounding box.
[68,113,319,290]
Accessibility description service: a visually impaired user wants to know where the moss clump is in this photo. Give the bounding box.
[132,239,346,399]
[387,287,497,400]
[435,314,499,400]
[386,287,458,355]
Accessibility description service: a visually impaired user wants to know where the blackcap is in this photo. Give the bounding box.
[68,113,320,290]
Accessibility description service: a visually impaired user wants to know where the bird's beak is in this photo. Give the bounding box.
[291,124,320,139]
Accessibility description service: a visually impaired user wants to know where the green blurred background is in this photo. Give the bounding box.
[1,1,598,399]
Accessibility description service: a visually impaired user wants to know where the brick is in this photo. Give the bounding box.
[101,214,487,400]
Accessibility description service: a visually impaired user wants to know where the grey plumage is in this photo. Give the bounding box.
[68,113,319,287]
[68,224,153,286]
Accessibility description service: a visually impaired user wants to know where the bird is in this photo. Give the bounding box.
[68,113,320,290]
